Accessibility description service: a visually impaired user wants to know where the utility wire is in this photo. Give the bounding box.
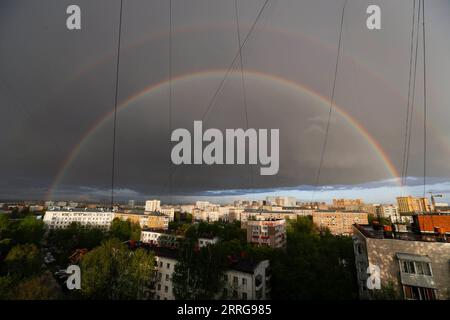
[168,0,173,201]
[401,0,417,190]
[404,0,421,190]
[201,0,270,122]
[234,0,254,188]
[171,0,271,183]
[311,0,347,202]
[422,0,427,197]
[111,0,124,209]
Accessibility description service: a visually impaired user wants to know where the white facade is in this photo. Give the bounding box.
[152,255,177,300]
[195,201,211,210]
[141,230,181,246]
[145,200,161,212]
[180,205,195,214]
[160,207,175,221]
[380,205,399,220]
[223,260,270,300]
[198,236,219,248]
[266,196,296,207]
[43,210,114,229]
[150,252,270,301]
[192,209,223,222]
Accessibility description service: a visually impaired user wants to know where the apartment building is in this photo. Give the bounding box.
[397,196,431,214]
[145,200,161,212]
[147,213,170,230]
[352,224,450,300]
[246,218,286,248]
[192,208,228,222]
[114,211,146,227]
[148,247,271,300]
[141,229,182,247]
[266,196,296,207]
[333,198,364,210]
[149,247,178,300]
[159,207,175,221]
[222,259,271,300]
[43,209,114,229]
[313,211,368,235]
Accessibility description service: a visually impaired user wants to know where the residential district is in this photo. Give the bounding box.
[0,195,449,300]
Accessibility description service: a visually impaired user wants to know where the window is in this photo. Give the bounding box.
[167,263,170,269]
[159,261,163,268]
[166,274,169,281]
[401,260,416,274]
[403,285,436,300]
[242,278,247,286]
[242,292,247,300]
[415,262,432,276]
[233,276,238,284]
[224,274,228,282]
[401,260,432,276]
[165,286,168,293]
[157,284,161,291]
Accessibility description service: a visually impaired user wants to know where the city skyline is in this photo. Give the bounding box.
[1,1,450,203]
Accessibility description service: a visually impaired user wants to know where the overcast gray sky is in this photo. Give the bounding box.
[1,0,449,203]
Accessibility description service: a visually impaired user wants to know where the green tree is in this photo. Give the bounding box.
[109,218,141,242]
[172,240,227,299]
[47,222,106,264]
[269,217,358,299]
[0,214,11,239]
[3,244,42,279]
[0,276,14,299]
[10,271,62,300]
[14,216,45,245]
[80,238,154,299]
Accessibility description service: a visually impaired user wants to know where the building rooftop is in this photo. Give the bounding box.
[150,247,179,260]
[316,210,366,213]
[243,209,294,214]
[228,257,265,274]
[46,208,113,213]
[354,224,450,243]
[142,228,179,235]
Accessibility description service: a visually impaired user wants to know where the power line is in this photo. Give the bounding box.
[168,0,173,201]
[234,0,253,188]
[311,0,347,202]
[171,0,271,184]
[401,0,417,190]
[111,0,124,208]
[201,0,270,122]
[422,0,427,197]
[404,0,421,191]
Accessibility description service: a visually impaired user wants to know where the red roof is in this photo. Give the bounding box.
[416,215,450,234]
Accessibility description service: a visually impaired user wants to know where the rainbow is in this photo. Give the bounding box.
[47,69,400,200]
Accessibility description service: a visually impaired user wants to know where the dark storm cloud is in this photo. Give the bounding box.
[1,0,450,201]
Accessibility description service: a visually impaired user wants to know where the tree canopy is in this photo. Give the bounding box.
[80,238,155,299]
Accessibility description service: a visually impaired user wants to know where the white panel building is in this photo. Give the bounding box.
[43,209,114,229]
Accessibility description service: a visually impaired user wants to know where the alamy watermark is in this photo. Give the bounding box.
[170,121,279,175]
[66,265,81,290]
[366,264,381,290]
